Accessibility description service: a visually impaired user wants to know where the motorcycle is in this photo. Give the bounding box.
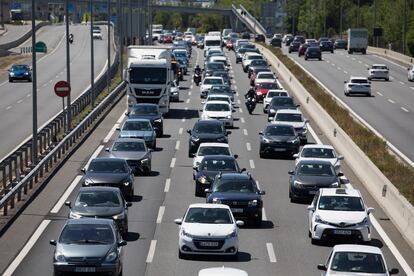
[245,96,256,114]
[193,72,201,86]
[178,69,183,81]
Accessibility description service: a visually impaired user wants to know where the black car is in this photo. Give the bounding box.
[267,96,299,120]
[259,123,300,158]
[208,85,235,102]
[293,35,305,44]
[193,155,242,196]
[206,173,265,226]
[241,31,250,39]
[288,41,301,53]
[65,187,132,236]
[50,218,126,276]
[285,36,294,46]
[82,157,134,199]
[8,64,32,82]
[212,71,231,86]
[255,34,265,42]
[305,47,322,60]
[334,39,347,49]
[247,59,269,78]
[127,104,163,137]
[235,48,260,63]
[204,61,226,77]
[188,120,230,157]
[270,37,282,47]
[319,41,334,53]
[289,160,343,202]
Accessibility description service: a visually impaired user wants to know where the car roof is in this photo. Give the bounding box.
[113,137,146,143]
[79,186,122,193]
[124,118,151,123]
[256,71,274,76]
[202,155,235,161]
[350,76,368,80]
[275,109,303,115]
[65,218,115,225]
[91,157,126,162]
[207,94,230,98]
[320,188,361,197]
[199,267,248,276]
[372,64,386,67]
[333,244,383,254]
[267,89,288,93]
[189,203,231,209]
[204,76,223,80]
[264,122,294,129]
[199,142,230,148]
[302,144,334,150]
[219,173,251,180]
[196,119,223,125]
[297,159,333,165]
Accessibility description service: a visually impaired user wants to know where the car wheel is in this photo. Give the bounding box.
[195,183,202,197]
[311,238,319,245]
[119,269,123,276]
[254,216,262,227]
[152,140,156,149]
[305,57,308,60]
[145,166,151,176]
[308,230,312,238]
[231,251,239,261]
[9,78,13,82]
[386,78,389,81]
[28,78,32,82]
[178,250,187,259]
[319,58,322,61]
[259,149,266,158]
[344,91,349,96]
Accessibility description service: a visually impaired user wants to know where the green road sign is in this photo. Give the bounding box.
[35,41,47,53]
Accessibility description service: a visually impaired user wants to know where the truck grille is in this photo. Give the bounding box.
[134,88,162,97]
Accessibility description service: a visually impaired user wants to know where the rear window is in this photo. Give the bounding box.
[351,79,369,84]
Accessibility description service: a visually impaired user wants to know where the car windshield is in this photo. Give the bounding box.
[203,78,223,85]
[205,40,221,46]
[318,196,365,211]
[351,79,369,84]
[206,63,225,70]
[275,113,303,122]
[205,103,230,112]
[198,146,230,156]
[268,91,288,97]
[194,123,223,134]
[251,60,267,66]
[213,179,256,193]
[258,73,274,79]
[88,160,127,173]
[130,67,167,84]
[271,97,294,106]
[259,83,280,90]
[302,148,335,158]
[184,207,233,224]
[248,55,263,60]
[297,163,334,176]
[201,159,237,171]
[210,86,231,93]
[255,68,271,74]
[308,48,320,53]
[12,65,28,70]
[130,105,158,115]
[330,252,386,273]
[112,141,146,152]
[265,125,295,136]
[208,97,230,103]
[75,191,121,207]
[372,65,387,70]
[241,44,255,49]
[59,224,114,244]
[122,121,152,131]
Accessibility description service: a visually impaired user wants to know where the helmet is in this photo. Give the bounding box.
[195,64,200,69]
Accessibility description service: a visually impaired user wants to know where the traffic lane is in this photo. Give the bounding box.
[0,23,35,44]
[11,25,66,53]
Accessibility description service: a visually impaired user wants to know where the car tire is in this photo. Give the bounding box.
[195,184,202,197]
[152,140,156,149]
[308,230,312,238]
[178,250,187,259]
[28,78,32,82]
[386,78,389,81]
[9,78,13,83]
[331,50,334,53]
[305,57,308,60]
[119,269,123,276]
[254,216,262,227]
[311,238,319,245]
[344,91,349,96]
[319,58,322,61]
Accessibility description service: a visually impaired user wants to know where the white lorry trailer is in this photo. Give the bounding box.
[347,28,368,54]
[124,46,173,115]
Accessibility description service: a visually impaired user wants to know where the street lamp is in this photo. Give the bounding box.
[31,0,38,164]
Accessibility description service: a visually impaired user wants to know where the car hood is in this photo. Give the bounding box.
[193,133,225,140]
[71,205,124,217]
[11,69,28,75]
[295,175,338,186]
[109,151,147,160]
[57,243,112,259]
[256,79,276,84]
[316,210,367,225]
[265,135,297,142]
[119,130,153,139]
[84,173,129,184]
[182,223,235,237]
[197,170,223,181]
[274,121,305,128]
[208,192,260,201]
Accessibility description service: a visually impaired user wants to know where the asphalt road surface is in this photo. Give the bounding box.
[1,46,413,276]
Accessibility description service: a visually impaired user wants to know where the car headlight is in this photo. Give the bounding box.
[225,230,237,238]
[105,251,118,262]
[269,108,276,114]
[226,115,232,119]
[69,212,82,219]
[257,91,262,95]
[293,180,303,188]
[124,181,131,186]
[113,212,126,220]
[182,229,193,238]
[302,127,308,133]
[197,175,209,184]
[315,215,329,224]
[357,217,368,226]
[330,182,339,188]
[84,179,92,186]
[55,251,66,262]
[262,137,270,143]
[24,72,29,75]
[212,198,221,203]
[248,199,258,206]
[289,138,300,143]
[154,118,162,123]
[191,136,200,142]
[141,158,149,163]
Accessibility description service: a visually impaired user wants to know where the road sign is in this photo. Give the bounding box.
[35,41,47,53]
[54,81,71,97]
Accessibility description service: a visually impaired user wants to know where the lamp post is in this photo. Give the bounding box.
[107,0,111,93]
[90,0,95,107]
[31,0,38,165]
[65,0,71,131]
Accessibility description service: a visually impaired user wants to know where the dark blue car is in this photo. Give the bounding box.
[9,64,32,82]
[206,173,265,226]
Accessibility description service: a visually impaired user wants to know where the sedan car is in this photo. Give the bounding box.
[288,41,301,53]
[289,160,343,202]
[259,123,300,158]
[318,244,399,275]
[254,71,277,86]
[255,34,265,42]
[344,77,371,96]
[92,28,103,40]
[203,94,232,106]
[272,109,308,143]
[106,138,152,175]
[320,40,334,52]
[204,62,226,77]
[50,218,126,276]
[298,43,310,57]
[118,118,157,148]
[188,120,230,157]
[201,101,234,128]
[255,82,282,102]
[82,157,134,199]
[248,59,270,78]
[334,39,347,50]
[174,203,243,258]
[267,96,299,120]
[193,155,241,196]
[8,64,32,82]
[193,142,233,168]
[263,89,289,112]
[65,187,131,236]
[305,47,322,60]
[206,173,265,226]
[242,53,264,72]
[308,188,374,243]
[127,103,163,137]
[368,64,389,81]
[294,144,344,171]
[208,85,235,102]
[270,37,282,47]
[235,48,260,63]
[200,77,225,98]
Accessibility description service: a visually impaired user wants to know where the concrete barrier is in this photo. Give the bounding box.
[368,46,414,66]
[258,45,414,251]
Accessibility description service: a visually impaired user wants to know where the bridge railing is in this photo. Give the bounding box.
[239,4,266,35]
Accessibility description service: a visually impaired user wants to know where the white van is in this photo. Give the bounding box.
[204,35,222,56]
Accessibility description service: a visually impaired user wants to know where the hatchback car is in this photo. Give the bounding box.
[344,77,371,96]
[259,123,300,158]
[242,53,264,72]
[50,218,126,276]
[201,101,234,128]
[235,47,260,63]
[193,142,233,168]
[200,77,225,98]
[127,104,163,137]
[320,41,334,53]
[294,144,344,171]
[188,120,230,157]
[272,109,308,143]
[368,64,389,81]
[298,43,310,57]
[174,204,243,258]
[8,64,32,82]
[263,89,289,112]
[334,39,347,49]
[267,96,299,120]
[118,118,156,148]
[305,47,322,60]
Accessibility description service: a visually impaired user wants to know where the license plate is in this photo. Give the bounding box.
[273,148,286,152]
[199,241,219,247]
[231,208,243,213]
[309,190,317,195]
[75,267,96,273]
[333,230,352,235]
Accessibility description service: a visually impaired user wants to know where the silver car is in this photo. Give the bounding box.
[118,118,156,148]
[344,77,371,97]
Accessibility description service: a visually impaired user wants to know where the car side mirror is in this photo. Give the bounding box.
[105,147,110,152]
[118,240,127,247]
[337,172,344,177]
[64,201,71,208]
[187,129,191,134]
[126,202,132,207]
[193,166,198,171]
[240,168,247,173]
[307,205,315,211]
[259,131,263,135]
[259,190,266,195]
[296,104,301,107]
[288,170,294,175]
[293,153,299,158]
[50,240,57,246]
[389,268,399,275]
[338,155,344,160]
[317,264,327,271]
[236,220,244,227]
[367,207,375,214]
[174,218,183,225]
[226,131,232,135]
[234,154,239,159]
[125,112,130,116]
[204,188,211,193]
[116,127,121,131]
[201,101,205,104]
[344,81,347,83]
[81,168,86,173]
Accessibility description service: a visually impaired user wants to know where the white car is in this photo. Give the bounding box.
[200,77,224,98]
[201,101,233,128]
[242,53,264,72]
[272,109,308,143]
[344,77,371,96]
[263,89,289,113]
[169,80,179,102]
[408,64,414,81]
[174,203,243,258]
[368,64,389,81]
[199,267,248,276]
[294,144,343,171]
[193,143,233,168]
[254,71,277,86]
[203,94,233,106]
[308,188,374,243]
[209,55,229,68]
[92,29,103,40]
[318,244,399,275]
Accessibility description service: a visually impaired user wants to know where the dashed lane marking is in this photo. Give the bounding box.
[179,128,183,135]
[262,208,267,221]
[401,107,409,112]
[376,92,383,96]
[344,71,348,74]
[266,243,277,263]
[239,108,243,113]
[170,158,176,168]
[164,178,171,192]
[5,105,12,110]
[146,240,157,263]
[186,99,190,104]
[243,129,248,136]
[249,159,255,169]
[240,117,245,123]
[156,206,165,224]
[399,81,405,85]
[246,142,251,151]
[175,141,180,150]
[17,100,23,104]
[388,99,395,104]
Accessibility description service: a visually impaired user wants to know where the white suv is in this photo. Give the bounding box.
[368,64,389,81]
[201,101,233,128]
[307,188,374,243]
[200,77,224,98]
[344,77,371,96]
[263,89,289,113]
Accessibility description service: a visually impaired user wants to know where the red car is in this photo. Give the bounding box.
[164,35,173,44]
[255,82,281,102]
[298,43,310,57]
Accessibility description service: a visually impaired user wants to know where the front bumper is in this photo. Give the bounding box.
[312,223,371,242]
[290,184,321,200]
[179,235,238,255]
[261,142,299,154]
[53,262,120,275]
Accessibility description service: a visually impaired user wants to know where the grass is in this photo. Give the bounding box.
[265,45,414,204]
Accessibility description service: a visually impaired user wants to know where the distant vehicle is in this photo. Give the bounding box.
[248,59,269,78]
[259,123,300,158]
[92,26,103,40]
[318,244,399,275]
[212,71,231,86]
[298,43,310,57]
[8,64,32,82]
[250,68,272,86]
[201,101,234,128]
[256,82,282,102]
[204,35,222,56]
[170,80,180,102]
[199,267,248,276]
[235,47,260,63]
[334,39,347,50]
[305,47,322,61]
[319,40,334,53]
[255,34,265,42]
[347,28,368,54]
[344,77,371,97]
[204,62,226,77]
[293,35,305,44]
[118,118,157,148]
[241,31,250,39]
[408,64,414,81]
[187,120,229,157]
[127,103,163,137]
[288,41,301,53]
[270,37,282,47]
[208,85,235,102]
[294,144,343,171]
[254,71,277,86]
[368,64,389,81]
[242,53,264,72]
[200,77,225,98]
[282,34,293,44]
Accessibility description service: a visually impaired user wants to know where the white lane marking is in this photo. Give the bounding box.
[17,100,23,104]
[344,71,348,74]
[146,240,157,263]
[390,76,395,80]
[186,98,190,104]
[243,129,248,136]
[240,117,245,123]
[179,128,183,135]
[50,175,83,213]
[326,60,330,63]
[401,107,409,112]
[2,220,51,276]
[237,99,241,105]
[49,79,53,83]
[332,63,335,66]
[249,159,255,169]
[5,105,12,110]
[190,85,193,89]
[85,145,104,169]
[337,67,341,70]
[234,85,238,90]
[42,83,47,87]
[358,60,362,64]
[388,99,395,104]
[26,94,31,97]
[346,55,350,58]
[376,91,383,96]
[189,91,192,96]
[156,206,165,224]
[164,178,171,192]
[399,81,405,85]
[175,140,180,150]
[308,125,322,145]
[103,124,119,143]
[266,242,277,263]
[170,157,176,168]
[410,87,414,90]
[365,64,369,67]
[246,142,251,151]
[181,118,186,122]
[239,108,243,113]
[352,57,356,61]
[262,208,267,221]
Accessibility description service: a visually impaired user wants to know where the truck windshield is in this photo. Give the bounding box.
[205,40,221,46]
[130,67,167,84]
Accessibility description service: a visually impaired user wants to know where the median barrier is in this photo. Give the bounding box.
[368,46,414,66]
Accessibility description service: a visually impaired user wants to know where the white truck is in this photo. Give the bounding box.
[347,28,368,54]
[124,46,174,115]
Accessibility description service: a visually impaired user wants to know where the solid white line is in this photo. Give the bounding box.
[337,67,341,70]
[308,125,322,145]
[262,208,267,221]
[255,180,261,190]
[399,81,405,85]
[26,94,31,97]
[246,142,251,151]
[376,91,383,96]
[103,123,119,143]
[365,64,369,67]
[266,242,277,263]
[249,159,255,169]
[189,91,192,96]
[117,111,126,123]
[390,76,395,80]
[85,145,104,169]
[181,118,186,122]
[388,99,395,104]
[239,108,243,113]
[2,220,51,276]
[243,129,248,136]
[179,128,183,135]
[352,57,356,61]
[17,100,23,104]
[175,140,180,150]
[170,158,176,168]
[240,117,245,123]
[50,175,83,213]
[344,71,348,74]
[186,98,190,104]
[5,105,12,110]
[401,107,409,112]
[410,87,414,90]
[156,206,165,224]
[164,178,171,192]
[146,240,157,263]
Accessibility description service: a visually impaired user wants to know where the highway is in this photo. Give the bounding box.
[0,22,41,45]
[0,46,413,276]
[0,24,114,160]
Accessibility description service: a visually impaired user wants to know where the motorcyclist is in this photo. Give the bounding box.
[244,86,256,100]
[194,64,201,75]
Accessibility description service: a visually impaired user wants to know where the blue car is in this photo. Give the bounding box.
[9,64,32,82]
[118,118,157,149]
